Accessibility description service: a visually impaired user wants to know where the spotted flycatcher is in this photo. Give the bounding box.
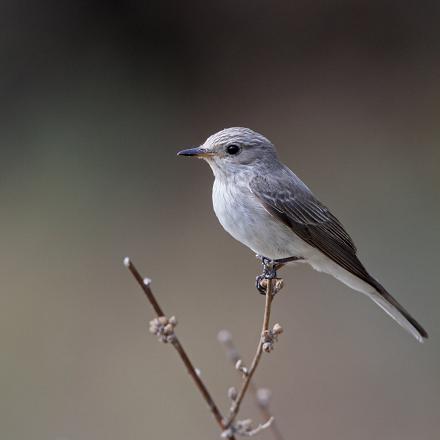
[178,127,427,342]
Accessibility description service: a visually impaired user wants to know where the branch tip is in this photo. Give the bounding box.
[126,259,233,436]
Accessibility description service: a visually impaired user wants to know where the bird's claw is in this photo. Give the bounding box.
[256,274,267,295]
[255,256,279,295]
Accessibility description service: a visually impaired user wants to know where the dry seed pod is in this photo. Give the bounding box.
[158,316,168,325]
[272,323,283,335]
[274,278,284,292]
[163,324,174,335]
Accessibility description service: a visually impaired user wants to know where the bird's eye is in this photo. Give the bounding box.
[226,144,240,155]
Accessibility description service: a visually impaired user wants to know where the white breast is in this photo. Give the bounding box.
[212,178,310,260]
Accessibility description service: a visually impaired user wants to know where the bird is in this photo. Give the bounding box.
[177,127,428,343]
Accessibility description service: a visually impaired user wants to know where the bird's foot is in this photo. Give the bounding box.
[255,256,281,295]
[255,274,267,294]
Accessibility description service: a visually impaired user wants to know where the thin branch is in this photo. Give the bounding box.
[218,330,285,440]
[124,257,235,439]
[225,278,277,428]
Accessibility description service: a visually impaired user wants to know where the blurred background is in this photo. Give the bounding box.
[1,1,439,439]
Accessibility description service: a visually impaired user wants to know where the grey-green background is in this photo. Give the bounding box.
[1,2,439,439]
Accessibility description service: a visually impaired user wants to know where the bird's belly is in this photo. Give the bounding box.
[212,182,309,260]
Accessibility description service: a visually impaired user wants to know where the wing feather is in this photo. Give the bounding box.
[249,167,428,342]
[249,168,376,285]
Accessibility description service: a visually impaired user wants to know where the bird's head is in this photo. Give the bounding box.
[177,127,278,177]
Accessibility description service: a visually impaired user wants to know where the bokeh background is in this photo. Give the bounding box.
[1,1,439,439]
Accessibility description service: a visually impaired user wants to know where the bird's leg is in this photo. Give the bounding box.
[255,256,283,295]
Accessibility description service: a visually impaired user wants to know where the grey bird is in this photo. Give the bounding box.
[177,127,428,343]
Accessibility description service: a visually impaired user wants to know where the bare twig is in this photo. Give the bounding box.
[225,278,279,429]
[124,257,235,439]
[218,330,286,440]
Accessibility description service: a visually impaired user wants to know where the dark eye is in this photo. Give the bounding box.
[226,144,240,155]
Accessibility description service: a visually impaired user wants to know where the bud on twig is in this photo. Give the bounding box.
[217,329,232,343]
[256,388,272,408]
[272,323,283,335]
[235,359,248,376]
[228,387,238,401]
[221,417,275,438]
[261,322,284,353]
[149,315,178,343]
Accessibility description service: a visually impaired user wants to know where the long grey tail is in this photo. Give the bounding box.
[368,279,428,343]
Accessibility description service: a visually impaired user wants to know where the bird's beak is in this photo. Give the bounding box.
[177,147,213,158]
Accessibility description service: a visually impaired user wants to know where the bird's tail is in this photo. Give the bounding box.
[367,280,428,343]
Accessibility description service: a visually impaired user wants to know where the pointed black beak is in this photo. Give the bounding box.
[177,147,211,157]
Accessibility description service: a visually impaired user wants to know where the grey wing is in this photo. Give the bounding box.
[250,169,429,342]
[249,169,375,286]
